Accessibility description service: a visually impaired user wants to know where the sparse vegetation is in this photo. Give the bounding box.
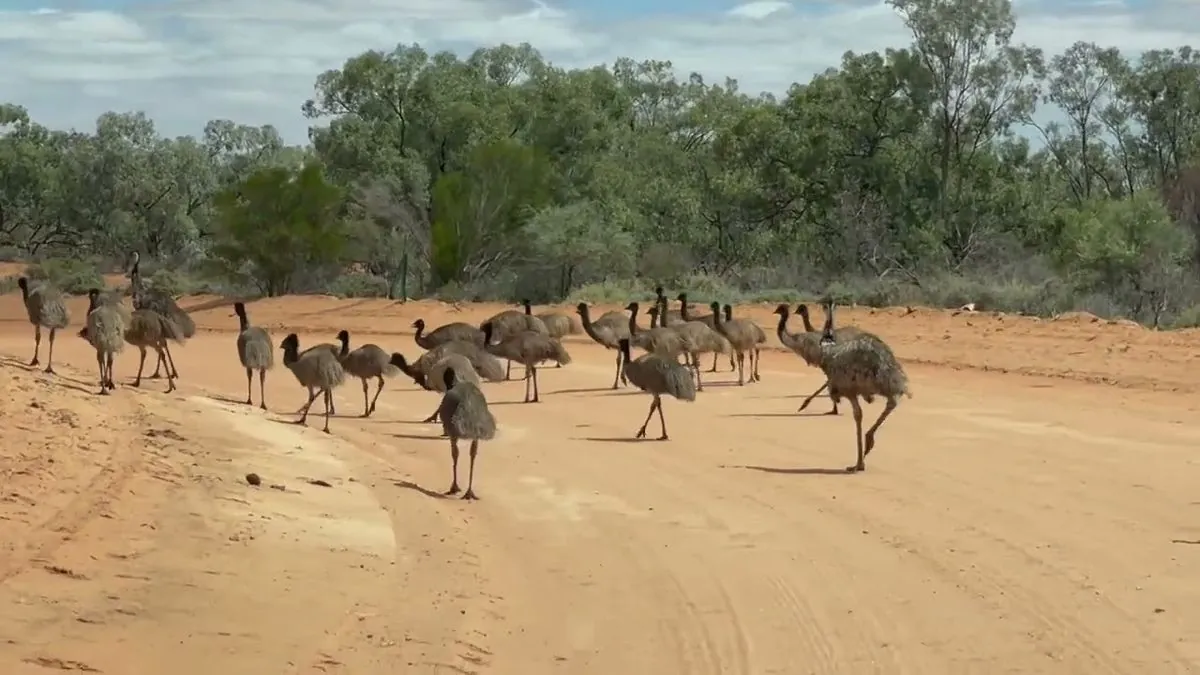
[3,0,1200,326]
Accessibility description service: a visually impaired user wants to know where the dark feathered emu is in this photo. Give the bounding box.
[127,252,195,380]
[576,302,630,389]
[772,304,838,415]
[815,300,910,473]
[412,318,484,350]
[793,302,866,415]
[280,333,346,434]
[617,337,696,440]
[436,366,497,500]
[80,288,125,394]
[234,302,274,409]
[481,321,571,403]
[17,276,70,373]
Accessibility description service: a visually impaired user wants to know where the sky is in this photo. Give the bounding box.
[1,0,1199,144]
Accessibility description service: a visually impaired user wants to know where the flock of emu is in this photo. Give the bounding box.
[16,268,910,499]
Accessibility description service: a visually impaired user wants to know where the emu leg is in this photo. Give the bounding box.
[846,397,866,473]
[294,388,320,425]
[635,397,659,439]
[367,376,385,416]
[95,350,107,395]
[446,439,461,495]
[44,328,57,374]
[258,369,268,410]
[505,360,512,380]
[751,348,762,382]
[863,396,899,459]
[462,439,479,500]
[294,388,313,414]
[30,325,41,366]
[655,396,669,440]
[163,353,176,393]
[133,346,147,387]
[798,381,838,415]
[162,343,177,391]
[708,351,718,373]
[244,368,254,405]
[105,353,116,390]
[531,365,540,402]
[611,351,623,389]
[736,352,746,386]
[162,343,180,379]
[360,379,370,417]
[149,351,164,378]
[321,389,333,433]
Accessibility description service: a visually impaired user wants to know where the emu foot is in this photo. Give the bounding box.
[445,483,460,496]
[462,489,478,500]
[845,463,866,473]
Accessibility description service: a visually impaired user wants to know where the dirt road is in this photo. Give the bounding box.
[1,294,1199,674]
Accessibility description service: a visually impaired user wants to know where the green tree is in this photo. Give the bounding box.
[427,139,553,284]
[210,163,348,296]
[1058,191,1193,324]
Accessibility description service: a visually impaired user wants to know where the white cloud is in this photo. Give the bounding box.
[727,1,792,19]
[1,0,1198,143]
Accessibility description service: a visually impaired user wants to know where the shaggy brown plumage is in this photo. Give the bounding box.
[617,337,697,440]
[576,302,631,389]
[18,276,69,374]
[814,300,910,473]
[436,367,496,500]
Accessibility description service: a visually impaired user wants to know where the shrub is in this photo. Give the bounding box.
[327,272,390,298]
[24,258,105,295]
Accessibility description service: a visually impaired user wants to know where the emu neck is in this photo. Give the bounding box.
[618,342,632,365]
[775,311,791,342]
[579,310,605,344]
[678,300,690,321]
[413,324,424,340]
[18,284,29,302]
[236,312,249,332]
[798,310,816,333]
[338,334,350,358]
[397,360,422,385]
[627,308,640,335]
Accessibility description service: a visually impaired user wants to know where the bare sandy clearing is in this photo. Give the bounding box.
[1,293,1199,673]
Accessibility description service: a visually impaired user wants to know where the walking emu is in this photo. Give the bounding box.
[617,337,696,440]
[436,366,496,500]
[576,303,630,389]
[18,277,69,373]
[128,251,195,379]
[815,299,910,473]
[234,302,273,409]
[80,288,125,394]
[280,333,345,434]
